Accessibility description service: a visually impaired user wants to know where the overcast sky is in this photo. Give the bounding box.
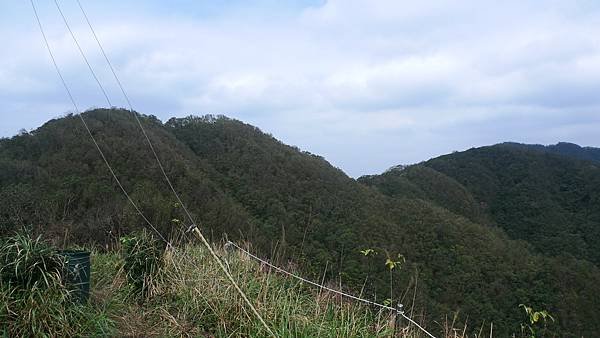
[2,0,600,177]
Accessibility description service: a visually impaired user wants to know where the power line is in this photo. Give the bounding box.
[29,0,170,248]
[53,0,113,107]
[74,0,190,238]
[35,2,429,336]
[75,0,135,116]
[227,241,437,338]
[73,0,199,239]
[54,1,274,335]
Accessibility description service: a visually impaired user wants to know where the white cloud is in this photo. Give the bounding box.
[1,0,600,176]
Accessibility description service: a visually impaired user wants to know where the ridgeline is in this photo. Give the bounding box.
[2,108,600,336]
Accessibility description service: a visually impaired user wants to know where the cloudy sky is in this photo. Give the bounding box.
[2,0,600,176]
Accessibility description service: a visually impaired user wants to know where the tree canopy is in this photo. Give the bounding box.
[1,109,599,336]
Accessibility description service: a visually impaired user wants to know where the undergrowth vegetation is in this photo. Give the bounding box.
[120,231,166,299]
[1,232,552,337]
[96,239,399,337]
[0,233,113,337]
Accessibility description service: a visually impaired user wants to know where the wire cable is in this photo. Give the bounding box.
[33,2,434,335]
[29,0,171,248]
[56,1,274,335]
[73,0,201,244]
[53,0,113,107]
[228,241,437,338]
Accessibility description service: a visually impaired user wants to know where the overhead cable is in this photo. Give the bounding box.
[29,0,171,247]
[53,1,274,335]
[228,241,437,338]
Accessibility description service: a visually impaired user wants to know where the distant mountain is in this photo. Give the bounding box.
[502,142,600,163]
[426,144,600,266]
[2,110,600,336]
[364,142,600,265]
[359,165,489,225]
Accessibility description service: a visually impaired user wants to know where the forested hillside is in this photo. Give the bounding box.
[424,144,600,266]
[2,109,600,336]
[503,142,600,163]
[363,144,600,267]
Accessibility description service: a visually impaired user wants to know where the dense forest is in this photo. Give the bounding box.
[426,144,600,266]
[2,109,600,336]
[502,141,600,163]
[360,144,600,266]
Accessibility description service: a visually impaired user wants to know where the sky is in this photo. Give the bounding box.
[2,0,600,177]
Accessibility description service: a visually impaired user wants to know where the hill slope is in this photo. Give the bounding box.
[0,110,255,244]
[358,165,488,225]
[2,109,600,336]
[422,144,600,266]
[503,142,600,163]
[363,143,600,267]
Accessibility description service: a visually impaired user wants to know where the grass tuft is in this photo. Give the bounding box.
[0,233,114,337]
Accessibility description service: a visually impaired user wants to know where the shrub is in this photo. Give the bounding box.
[120,231,166,298]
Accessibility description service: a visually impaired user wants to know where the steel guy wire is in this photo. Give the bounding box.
[228,241,437,338]
[53,0,113,107]
[54,1,274,335]
[30,0,171,248]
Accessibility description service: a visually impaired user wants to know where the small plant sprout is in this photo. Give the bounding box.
[519,304,555,338]
[385,253,406,304]
[385,253,405,271]
[359,248,378,298]
[360,248,377,257]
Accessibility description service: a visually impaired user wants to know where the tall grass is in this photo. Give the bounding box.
[93,244,392,337]
[2,232,488,337]
[0,233,114,337]
[92,240,454,337]
[120,230,165,299]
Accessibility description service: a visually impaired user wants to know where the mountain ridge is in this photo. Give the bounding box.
[2,109,600,336]
[365,142,600,266]
[500,141,600,163]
